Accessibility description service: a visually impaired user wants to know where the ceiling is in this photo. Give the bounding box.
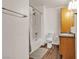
[30,0,70,8]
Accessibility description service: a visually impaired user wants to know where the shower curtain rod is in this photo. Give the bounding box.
[2,7,27,18]
[29,5,42,14]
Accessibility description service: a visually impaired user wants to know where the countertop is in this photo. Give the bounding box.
[59,33,75,38]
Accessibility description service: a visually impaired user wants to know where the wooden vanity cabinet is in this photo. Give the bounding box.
[59,36,75,59]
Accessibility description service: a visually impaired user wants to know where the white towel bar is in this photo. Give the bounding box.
[2,7,27,18]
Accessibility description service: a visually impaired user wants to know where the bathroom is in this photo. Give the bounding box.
[29,0,77,59]
[2,0,77,59]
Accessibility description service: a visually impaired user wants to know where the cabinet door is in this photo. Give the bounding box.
[61,8,74,32]
[66,37,75,59]
[60,37,75,59]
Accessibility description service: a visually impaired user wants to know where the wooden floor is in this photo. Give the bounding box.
[42,45,59,59]
[29,45,60,59]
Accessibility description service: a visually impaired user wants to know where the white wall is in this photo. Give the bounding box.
[43,7,60,44]
[3,0,29,15]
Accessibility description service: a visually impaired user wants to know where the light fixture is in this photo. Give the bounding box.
[68,0,77,10]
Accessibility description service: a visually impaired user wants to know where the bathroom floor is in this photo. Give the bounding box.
[30,45,60,59]
[42,45,59,59]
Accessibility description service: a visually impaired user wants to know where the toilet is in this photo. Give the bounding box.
[46,33,53,48]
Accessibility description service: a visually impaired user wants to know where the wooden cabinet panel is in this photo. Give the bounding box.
[61,8,74,32]
[59,36,75,59]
